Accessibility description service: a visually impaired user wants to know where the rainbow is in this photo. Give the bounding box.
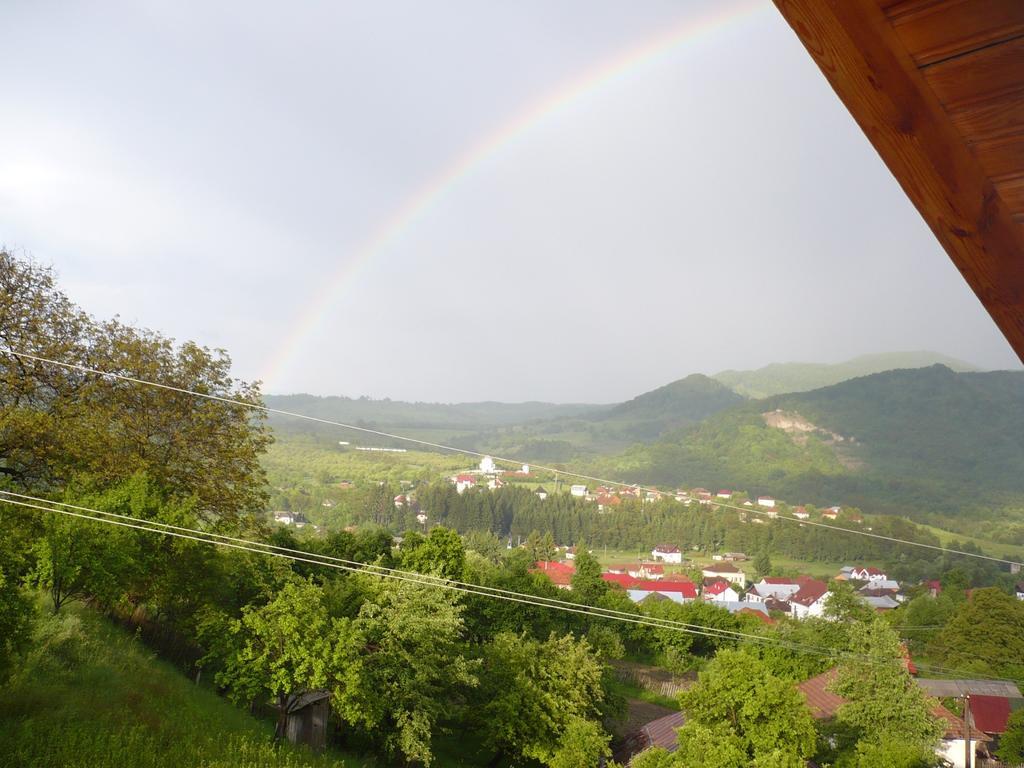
[261,0,767,389]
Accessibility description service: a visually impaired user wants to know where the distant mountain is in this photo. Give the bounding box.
[597,365,1024,524]
[712,351,977,399]
[263,394,603,437]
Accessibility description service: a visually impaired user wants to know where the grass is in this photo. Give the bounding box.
[914,521,1024,561]
[0,601,363,768]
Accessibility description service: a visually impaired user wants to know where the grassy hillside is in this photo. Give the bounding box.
[595,366,1024,534]
[712,351,978,399]
[0,602,359,768]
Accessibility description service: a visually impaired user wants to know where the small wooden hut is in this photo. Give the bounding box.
[278,690,331,752]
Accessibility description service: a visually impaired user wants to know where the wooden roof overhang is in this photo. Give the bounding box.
[772,0,1024,362]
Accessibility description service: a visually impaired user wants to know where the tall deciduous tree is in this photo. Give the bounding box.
[831,619,944,754]
[209,579,339,740]
[671,649,817,767]
[476,631,610,766]
[332,578,477,766]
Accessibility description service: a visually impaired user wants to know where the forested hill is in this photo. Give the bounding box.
[265,375,743,457]
[712,351,977,398]
[597,365,1024,527]
[263,394,604,435]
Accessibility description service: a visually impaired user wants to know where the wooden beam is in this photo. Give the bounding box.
[773,0,1024,363]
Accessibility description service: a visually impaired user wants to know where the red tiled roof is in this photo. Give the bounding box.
[632,580,698,598]
[763,577,800,585]
[792,579,829,606]
[602,573,640,588]
[970,695,1012,734]
[456,474,476,483]
[654,544,681,553]
[703,580,732,596]
[534,560,574,573]
[739,607,775,624]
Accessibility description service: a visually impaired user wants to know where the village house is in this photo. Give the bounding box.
[626,579,698,605]
[569,484,588,498]
[614,711,685,764]
[849,566,888,582]
[821,508,839,520]
[393,494,406,508]
[531,560,574,590]
[790,578,830,619]
[792,506,810,520]
[272,511,308,528]
[650,544,683,564]
[535,486,548,500]
[716,490,733,499]
[745,577,804,603]
[453,474,476,494]
[564,546,576,560]
[757,496,776,508]
[1016,582,1024,601]
[626,563,664,580]
[701,561,746,588]
[702,578,740,603]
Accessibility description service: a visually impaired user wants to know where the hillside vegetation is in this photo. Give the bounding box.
[595,366,1024,535]
[712,351,977,398]
[0,602,357,768]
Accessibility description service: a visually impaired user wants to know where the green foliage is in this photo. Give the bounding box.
[831,619,943,756]
[834,738,940,768]
[672,649,817,767]
[332,578,477,766]
[209,579,337,739]
[928,587,1024,684]
[476,632,608,766]
[996,708,1024,763]
[0,601,356,768]
[400,526,466,579]
[570,544,606,604]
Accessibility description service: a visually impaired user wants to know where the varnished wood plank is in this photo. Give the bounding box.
[994,174,1024,213]
[924,36,1024,109]
[773,0,1024,362]
[947,88,1024,144]
[885,0,1024,67]
[972,133,1024,180]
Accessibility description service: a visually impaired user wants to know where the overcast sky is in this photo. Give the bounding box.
[2,0,1020,403]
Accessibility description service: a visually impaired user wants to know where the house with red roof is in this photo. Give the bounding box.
[614,710,685,764]
[702,578,740,603]
[716,490,733,499]
[790,578,831,619]
[792,506,810,520]
[531,560,574,590]
[850,566,888,583]
[453,474,477,494]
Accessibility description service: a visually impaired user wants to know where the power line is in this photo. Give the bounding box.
[3,491,1014,682]
[2,346,1021,570]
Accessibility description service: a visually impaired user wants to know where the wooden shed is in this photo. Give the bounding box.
[277,690,331,752]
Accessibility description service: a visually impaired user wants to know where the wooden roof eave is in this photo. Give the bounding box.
[772,0,1024,362]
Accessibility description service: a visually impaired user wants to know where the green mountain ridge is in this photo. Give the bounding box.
[712,351,979,399]
[595,365,1024,534]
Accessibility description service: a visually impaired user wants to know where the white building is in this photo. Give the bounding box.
[479,456,496,474]
[790,580,830,619]
[570,484,588,498]
[650,545,683,564]
[700,563,746,588]
[746,578,802,603]
[703,580,740,602]
[757,496,776,508]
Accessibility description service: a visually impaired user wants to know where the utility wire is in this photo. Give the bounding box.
[3,492,1015,682]
[2,346,1021,570]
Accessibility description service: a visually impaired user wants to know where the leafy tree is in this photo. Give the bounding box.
[754,551,772,578]
[824,580,873,622]
[0,541,33,681]
[571,545,605,605]
[929,588,1024,683]
[332,578,477,765]
[208,579,338,740]
[831,618,943,755]
[400,526,465,579]
[996,708,1024,763]
[476,632,608,766]
[671,649,817,767]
